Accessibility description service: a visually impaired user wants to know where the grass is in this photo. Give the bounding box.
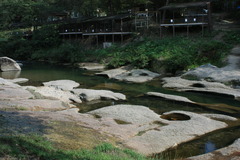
[0,135,153,160]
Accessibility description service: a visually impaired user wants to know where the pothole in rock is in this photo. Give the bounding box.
[161,113,191,121]
[191,83,206,88]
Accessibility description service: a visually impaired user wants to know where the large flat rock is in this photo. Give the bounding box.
[72,89,126,101]
[88,105,229,155]
[147,92,194,103]
[0,104,233,156]
[0,99,69,111]
[0,85,34,100]
[162,77,240,100]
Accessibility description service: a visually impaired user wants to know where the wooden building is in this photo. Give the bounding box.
[159,2,212,37]
[59,13,133,46]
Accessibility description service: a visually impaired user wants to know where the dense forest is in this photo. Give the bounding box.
[0,0,234,30]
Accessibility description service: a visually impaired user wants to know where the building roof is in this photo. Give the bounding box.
[82,13,132,23]
[159,2,210,10]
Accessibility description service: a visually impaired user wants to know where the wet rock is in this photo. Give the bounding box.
[34,86,82,104]
[0,99,69,111]
[7,78,29,84]
[77,63,105,71]
[201,114,238,121]
[72,89,126,102]
[97,67,160,83]
[0,57,21,72]
[114,69,160,83]
[147,92,194,103]
[43,80,80,91]
[182,64,240,84]
[162,77,240,100]
[187,138,240,160]
[96,66,131,78]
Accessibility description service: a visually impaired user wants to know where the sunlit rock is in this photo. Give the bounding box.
[43,80,80,91]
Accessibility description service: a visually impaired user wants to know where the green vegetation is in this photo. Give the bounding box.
[95,37,229,73]
[223,30,240,45]
[0,135,151,160]
[0,28,230,74]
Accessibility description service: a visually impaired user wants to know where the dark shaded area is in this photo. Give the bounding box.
[0,111,50,136]
[160,113,191,121]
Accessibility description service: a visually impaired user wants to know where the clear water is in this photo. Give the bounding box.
[2,62,240,158]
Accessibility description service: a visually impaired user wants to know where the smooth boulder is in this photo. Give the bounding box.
[0,57,21,72]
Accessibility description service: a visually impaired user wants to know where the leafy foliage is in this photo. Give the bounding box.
[93,37,229,73]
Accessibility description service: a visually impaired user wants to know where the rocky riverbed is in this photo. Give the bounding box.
[0,57,240,159]
[0,76,239,158]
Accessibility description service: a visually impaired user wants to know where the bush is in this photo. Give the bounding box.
[95,37,229,73]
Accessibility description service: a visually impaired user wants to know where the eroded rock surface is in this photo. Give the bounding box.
[0,57,21,72]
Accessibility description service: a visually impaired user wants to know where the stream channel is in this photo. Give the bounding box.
[2,62,240,159]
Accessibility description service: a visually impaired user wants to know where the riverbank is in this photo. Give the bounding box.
[0,25,236,75]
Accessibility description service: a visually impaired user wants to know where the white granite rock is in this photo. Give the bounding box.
[0,57,21,72]
[43,80,80,91]
[72,89,126,101]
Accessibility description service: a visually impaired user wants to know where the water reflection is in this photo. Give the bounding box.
[205,141,216,153]
[1,70,21,79]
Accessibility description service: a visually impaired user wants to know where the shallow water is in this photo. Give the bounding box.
[2,62,240,158]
